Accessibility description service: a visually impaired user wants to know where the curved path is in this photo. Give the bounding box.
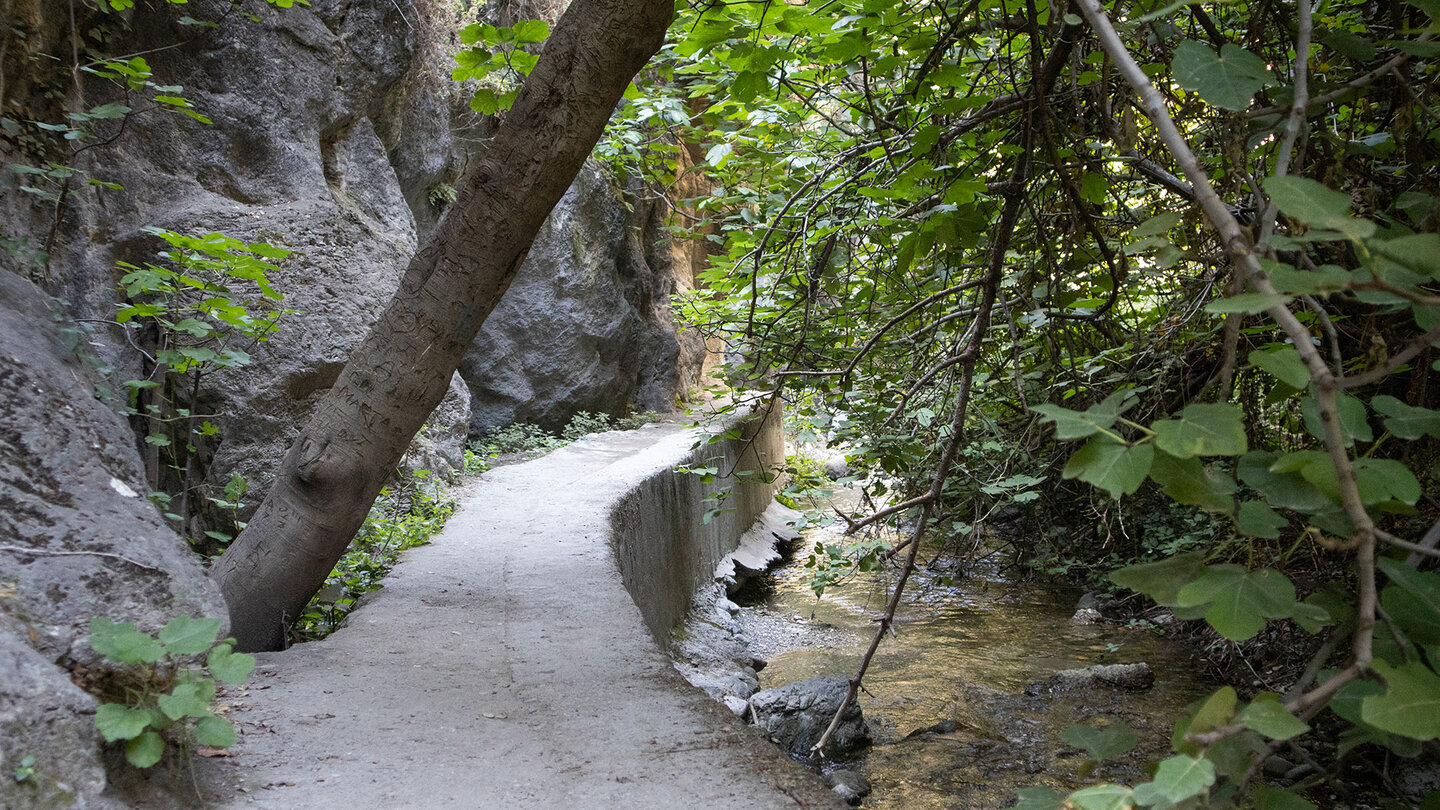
[204,424,840,809]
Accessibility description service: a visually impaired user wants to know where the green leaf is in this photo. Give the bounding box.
[1207,728,1266,776]
[1253,785,1319,810]
[194,715,239,748]
[1134,754,1216,804]
[1238,693,1310,740]
[705,142,733,167]
[88,617,164,664]
[95,703,153,741]
[511,19,549,42]
[1238,451,1334,513]
[1372,395,1440,440]
[125,731,165,768]
[1266,175,1377,239]
[1151,403,1248,458]
[731,70,770,102]
[1289,599,1332,633]
[1062,438,1154,499]
[1150,452,1236,513]
[1031,403,1117,440]
[87,102,131,119]
[1331,678,1383,725]
[1176,566,1296,641]
[1012,787,1066,810]
[1378,558,1440,645]
[207,643,256,685]
[1185,686,1239,742]
[1172,40,1271,110]
[1361,661,1440,740]
[1248,346,1311,389]
[1061,723,1138,761]
[470,88,499,114]
[1205,293,1290,314]
[1353,458,1421,505]
[1300,392,1372,446]
[1236,500,1287,539]
[158,616,221,655]
[1067,784,1135,810]
[1109,552,1206,606]
[157,682,213,721]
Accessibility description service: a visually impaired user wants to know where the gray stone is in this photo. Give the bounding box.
[672,584,762,702]
[1071,608,1105,625]
[824,769,871,805]
[1076,591,1102,611]
[723,695,750,717]
[823,455,850,480]
[1028,663,1155,694]
[0,272,227,665]
[748,676,869,760]
[2,0,479,538]
[0,630,119,810]
[460,162,709,434]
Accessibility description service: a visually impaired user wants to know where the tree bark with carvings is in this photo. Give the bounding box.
[213,0,673,651]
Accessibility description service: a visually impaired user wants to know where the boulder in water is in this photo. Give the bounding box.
[748,675,869,759]
[1026,662,1155,694]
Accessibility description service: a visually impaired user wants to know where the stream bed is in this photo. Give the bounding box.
[734,513,1218,808]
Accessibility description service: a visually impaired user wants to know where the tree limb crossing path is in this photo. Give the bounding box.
[200,424,840,809]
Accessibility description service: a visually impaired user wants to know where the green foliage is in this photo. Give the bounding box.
[475,411,661,456]
[112,229,293,549]
[775,454,835,515]
[604,0,1439,804]
[451,19,550,114]
[479,422,567,456]
[87,616,253,768]
[427,182,458,207]
[1061,723,1139,763]
[1170,41,1273,110]
[12,754,37,784]
[290,470,456,643]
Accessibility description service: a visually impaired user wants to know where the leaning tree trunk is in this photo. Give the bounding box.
[213,0,673,651]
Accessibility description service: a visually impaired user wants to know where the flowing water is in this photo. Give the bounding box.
[747,514,1217,809]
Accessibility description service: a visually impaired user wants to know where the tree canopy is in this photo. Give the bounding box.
[595,0,1440,805]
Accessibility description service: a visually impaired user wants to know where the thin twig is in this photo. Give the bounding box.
[0,544,168,574]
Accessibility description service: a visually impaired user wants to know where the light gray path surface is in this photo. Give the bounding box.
[202,424,840,809]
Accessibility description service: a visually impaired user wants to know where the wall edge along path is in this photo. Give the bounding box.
[610,400,784,639]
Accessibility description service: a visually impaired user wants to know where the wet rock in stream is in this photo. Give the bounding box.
[749,675,870,759]
[1026,662,1155,694]
[824,768,871,804]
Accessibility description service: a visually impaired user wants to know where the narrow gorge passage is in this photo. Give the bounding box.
[195,424,838,809]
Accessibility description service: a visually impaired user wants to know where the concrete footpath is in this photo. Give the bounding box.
[200,423,841,809]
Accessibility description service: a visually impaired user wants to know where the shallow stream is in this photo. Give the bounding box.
[742,513,1217,808]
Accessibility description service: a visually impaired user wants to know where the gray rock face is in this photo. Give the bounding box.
[0,273,222,806]
[2,0,480,533]
[0,630,118,810]
[461,162,708,434]
[0,273,227,663]
[749,676,869,760]
[672,584,763,702]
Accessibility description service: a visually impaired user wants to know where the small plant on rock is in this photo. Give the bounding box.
[87,616,254,768]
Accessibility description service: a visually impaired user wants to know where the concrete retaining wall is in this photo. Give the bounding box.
[609,400,784,640]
